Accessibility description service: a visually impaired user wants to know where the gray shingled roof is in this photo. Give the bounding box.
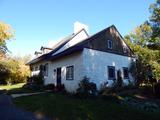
[26,29,87,65]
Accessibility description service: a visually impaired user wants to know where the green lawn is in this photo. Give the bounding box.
[13,93,160,120]
[0,83,44,94]
[0,83,25,90]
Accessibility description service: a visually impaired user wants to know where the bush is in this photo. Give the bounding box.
[140,84,153,95]
[101,93,123,103]
[0,56,30,85]
[76,76,97,98]
[23,82,41,89]
[0,61,11,84]
[116,70,123,87]
[28,71,44,85]
[121,97,160,112]
[54,84,65,92]
[154,83,160,98]
[44,84,55,90]
[99,81,108,92]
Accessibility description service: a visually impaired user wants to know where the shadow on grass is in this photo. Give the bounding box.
[7,86,45,95]
[14,93,160,120]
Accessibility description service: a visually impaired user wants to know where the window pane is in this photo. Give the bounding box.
[44,63,48,76]
[107,40,112,49]
[123,67,129,79]
[66,66,74,80]
[108,66,115,80]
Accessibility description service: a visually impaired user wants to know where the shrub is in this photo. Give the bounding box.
[140,84,153,95]
[54,84,65,92]
[0,56,30,85]
[44,84,55,90]
[121,97,160,112]
[0,60,11,84]
[76,76,97,98]
[99,81,108,92]
[22,82,44,92]
[154,82,160,98]
[116,70,123,87]
[101,93,123,103]
[28,72,44,85]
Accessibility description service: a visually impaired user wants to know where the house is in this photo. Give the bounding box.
[27,22,136,92]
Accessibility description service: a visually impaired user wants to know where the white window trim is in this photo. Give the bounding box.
[66,66,74,80]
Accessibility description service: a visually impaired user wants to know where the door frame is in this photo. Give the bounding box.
[56,67,61,85]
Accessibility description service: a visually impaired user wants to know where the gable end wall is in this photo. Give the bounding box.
[83,48,135,90]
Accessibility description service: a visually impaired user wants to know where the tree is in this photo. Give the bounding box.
[149,0,160,47]
[0,55,31,85]
[124,0,160,84]
[125,22,152,47]
[0,21,14,58]
[125,36,160,83]
[0,60,11,84]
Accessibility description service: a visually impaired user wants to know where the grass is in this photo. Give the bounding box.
[13,93,160,120]
[0,83,45,94]
[0,83,25,90]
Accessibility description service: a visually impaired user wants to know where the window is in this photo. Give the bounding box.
[108,66,115,80]
[30,66,33,71]
[107,40,113,49]
[123,46,127,53]
[66,66,74,80]
[35,66,39,71]
[44,63,48,76]
[123,67,129,79]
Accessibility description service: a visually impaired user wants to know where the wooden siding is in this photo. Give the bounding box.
[84,26,133,57]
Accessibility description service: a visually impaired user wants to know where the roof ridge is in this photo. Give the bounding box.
[26,25,117,65]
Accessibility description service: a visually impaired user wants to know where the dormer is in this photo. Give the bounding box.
[52,22,89,56]
[34,51,42,57]
[40,46,53,54]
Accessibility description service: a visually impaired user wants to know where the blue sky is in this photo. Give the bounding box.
[0,0,154,56]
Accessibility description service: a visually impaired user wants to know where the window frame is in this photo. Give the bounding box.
[35,66,39,71]
[108,66,115,80]
[123,46,127,53]
[123,67,129,79]
[44,63,48,77]
[107,40,113,49]
[66,66,74,80]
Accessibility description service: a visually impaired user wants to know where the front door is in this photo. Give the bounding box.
[56,68,61,85]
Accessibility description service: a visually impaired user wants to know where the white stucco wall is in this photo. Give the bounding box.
[45,52,84,92]
[31,63,41,76]
[82,48,135,90]
[31,61,52,83]
[52,30,88,56]
[31,48,135,92]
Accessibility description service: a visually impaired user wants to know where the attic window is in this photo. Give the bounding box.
[107,40,112,49]
[123,46,127,53]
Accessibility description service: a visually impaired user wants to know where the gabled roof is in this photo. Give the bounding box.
[26,29,88,65]
[47,25,135,61]
[46,25,113,61]
[27,25,134,65]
